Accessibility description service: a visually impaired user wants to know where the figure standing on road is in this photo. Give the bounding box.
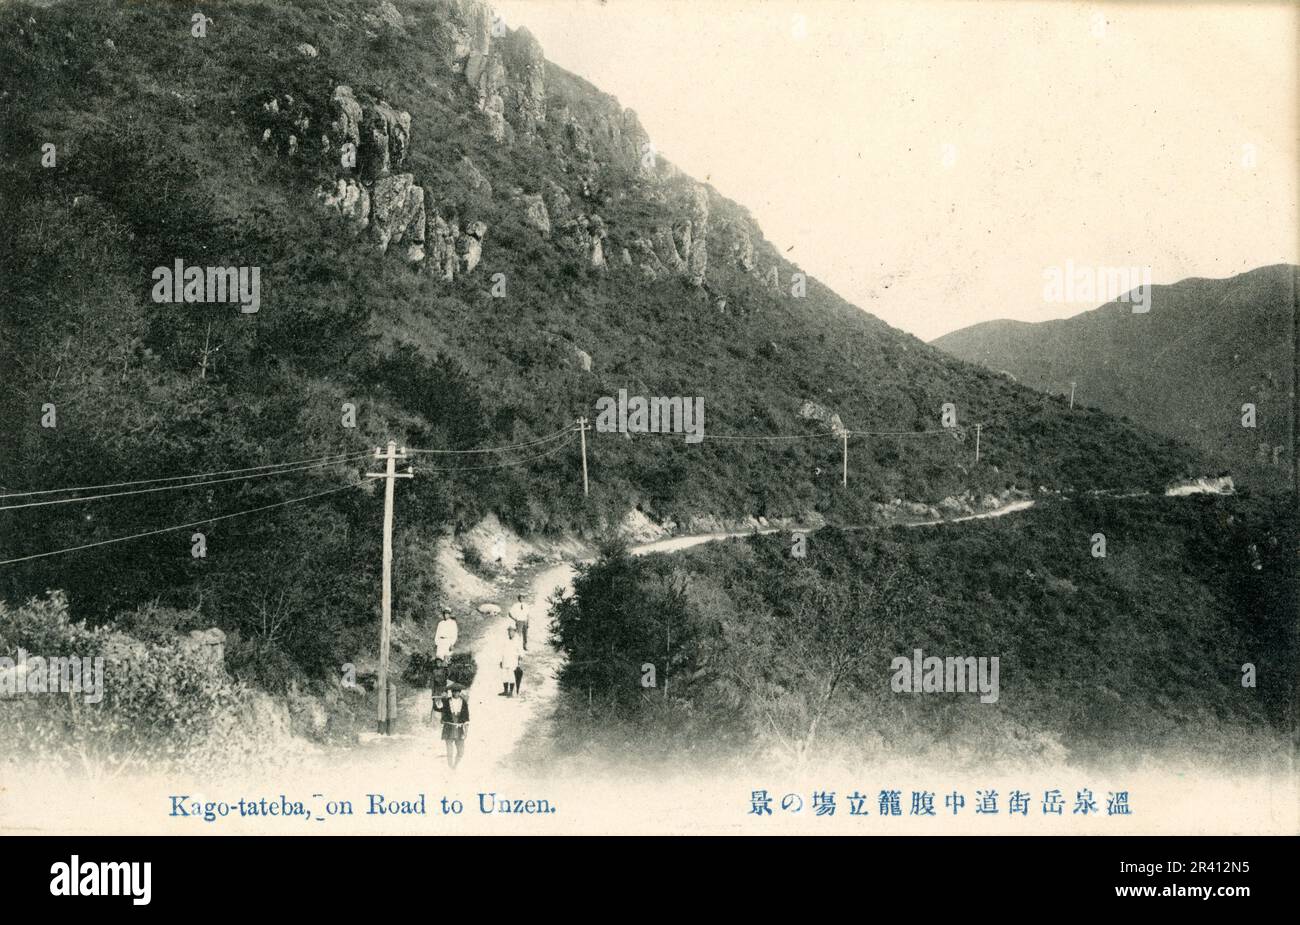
[507,622,525,694]
[434,606,459,661]
[499,624,521,697]
[508,594,529,650]
[432,681,469,769]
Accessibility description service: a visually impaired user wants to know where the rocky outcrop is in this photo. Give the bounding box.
[421,213,488,281]
[369,174,426,261]
[329,85,364,148]
[561,112,594,160]
[439,0,492,70]
[501,27,547,134]
[316,85,436,268]
[428,215,460,281]
[438,0,546,141]
[542,182,607,270]
[434,0,654,166]
[555,213,607,269]
[674,184,709,286]
[458,220,487,272]
[624,183,711,285]
[483,94,508,142]
[444,0,501,105]
[318,178,371,234]
[359,101,412,181]
[723,220,756,271]
[520,192,551,234]
[799,400,847,437]
[321,85,411,181]
[633,234,670,281]
[552,99,652,175]
[466,48,506,114]
[651,226,686,274]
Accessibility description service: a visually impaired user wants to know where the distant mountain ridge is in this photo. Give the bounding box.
[933,265,1298,485]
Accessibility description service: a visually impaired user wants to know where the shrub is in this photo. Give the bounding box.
[0,591,272,775]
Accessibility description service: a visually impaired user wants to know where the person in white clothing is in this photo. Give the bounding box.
[499,624,521,697]
[434,607,459,661]
[508,594,530,650]
[507,621,526,693]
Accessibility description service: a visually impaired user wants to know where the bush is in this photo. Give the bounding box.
[447,651,478,688]
[0,591,273,775]
[402,650,477,690]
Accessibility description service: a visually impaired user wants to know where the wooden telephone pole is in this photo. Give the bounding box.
[974,423,982,464]
[1069,382,1076,409]
[367,440,412,734]
[841,431,848,487]
[196,321,221,380]
[576,417,589,497]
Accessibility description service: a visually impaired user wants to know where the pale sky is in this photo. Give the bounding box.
[490,0,1298,341]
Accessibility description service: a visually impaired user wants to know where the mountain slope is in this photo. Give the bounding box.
[0,0,1206,679]
[933,266,1298,485]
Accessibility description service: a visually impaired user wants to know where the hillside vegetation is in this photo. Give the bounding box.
[543,494,1297,772]
[2,0,1205,687]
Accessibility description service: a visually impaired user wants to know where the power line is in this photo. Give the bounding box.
[619,429,837,442]
[406,425,576,455]
[698,430,838,442]
[415,433,578,472]
[0,450,368,500]
[601,426,958,440]
[0,453,370,511]
[846,428,952,437]
[0,483,363,567]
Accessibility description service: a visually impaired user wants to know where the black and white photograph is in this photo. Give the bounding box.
[0,0,1296,871]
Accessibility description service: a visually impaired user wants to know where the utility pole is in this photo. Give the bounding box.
[366,440,412,734]
[197,321,220,380]
[576,417,589,497]
[974,423,982,464]
[841,431,848,487]
[1069,381,1076,409]
[664,616,670,700]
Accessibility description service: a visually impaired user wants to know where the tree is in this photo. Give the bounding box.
[729,561,919,766]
